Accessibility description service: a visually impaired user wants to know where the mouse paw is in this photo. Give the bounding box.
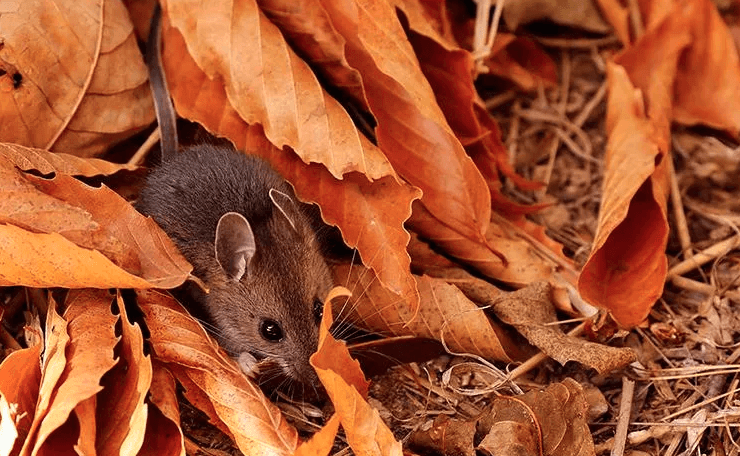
[237,352,260,378]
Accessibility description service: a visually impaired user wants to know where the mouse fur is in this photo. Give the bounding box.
[136,143,333,386]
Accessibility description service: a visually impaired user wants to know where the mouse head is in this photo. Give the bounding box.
[207,189,332,390]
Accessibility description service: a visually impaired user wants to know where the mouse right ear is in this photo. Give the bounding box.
[215,212,256,281]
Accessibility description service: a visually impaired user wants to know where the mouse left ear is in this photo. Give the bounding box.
[215,212,256,281]
[269,188,299,232]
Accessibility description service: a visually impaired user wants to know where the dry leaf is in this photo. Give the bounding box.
[672,0,740,138]
[578,60,672,328]
[410,415,476,456]
[73,397,97,456]
[0,344,42,455]
[294,415,340,456]
[477,379,595,456]
[312,290,402,456]
[0,143,137,177]
[595,0,631,45]
[19,291,118,456]
[137,289,299,456]
[0,0,154,156]
[502,0,612,34]
[319,0,492,249]
[481,283,636,374]
[335,263,516,362]
[139,362,185,456]
[161,0,391,180]
[0,162,191,289]
[0,393,18,456]
[94,292,152,456]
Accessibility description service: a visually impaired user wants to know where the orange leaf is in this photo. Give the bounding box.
[137,289,298,456]
[335,263,514,362]
[0,143,137,177]
[0,344,42,454]
[0,162,191,289]
[21,291,118,456]
[0,393,18,456]
[139,362,185,456]
[672,0,740,138]
[161,0,391,180]
[312,290,402,456]
[578,62,671,328]
[320,0,492,246]
[0,0,153,156]
[94,291,152,456]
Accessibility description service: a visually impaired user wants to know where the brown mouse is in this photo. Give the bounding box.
[137,4,333,391]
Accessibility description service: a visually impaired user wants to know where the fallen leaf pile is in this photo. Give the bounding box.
[3,0,740,453]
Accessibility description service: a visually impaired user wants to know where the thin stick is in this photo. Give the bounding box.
[128,128,160,166]
[611,377,635,456]
[669,158,693,259]
[667,235,740,278]
[508,323,584,380]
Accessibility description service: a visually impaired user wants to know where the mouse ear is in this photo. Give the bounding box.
[215,212,256,281]
[269,188,298,232]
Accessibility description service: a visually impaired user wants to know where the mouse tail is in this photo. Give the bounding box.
[146,2,179,163]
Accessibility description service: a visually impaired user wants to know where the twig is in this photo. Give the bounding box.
[667,235,740,278]
[669,158,693,259]
[129,128,160,166]
[507,323,584,381]
[611,377,635,456]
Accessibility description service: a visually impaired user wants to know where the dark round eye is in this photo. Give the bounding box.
[259,319,284,342]
[313,298,323,322]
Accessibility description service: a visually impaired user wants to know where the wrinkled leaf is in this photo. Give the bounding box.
[0,162,191,289]
[137,289,298,456]
[0,143,137,177]
[312,289,402,456]
[94,292,152,456]
[0,0,154,156]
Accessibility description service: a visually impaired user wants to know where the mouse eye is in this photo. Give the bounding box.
[313,298,323,322]
[259,319,284,342]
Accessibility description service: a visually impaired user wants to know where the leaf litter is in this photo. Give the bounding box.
[3,0,740,454]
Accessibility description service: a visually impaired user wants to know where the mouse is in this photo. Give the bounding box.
[136,3,333,391]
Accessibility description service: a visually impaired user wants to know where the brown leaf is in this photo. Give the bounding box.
[335,263,515,362]
[484,283,635,374]
[0,393,18,456]
[409,202,561,287]
[160,19,420,300]
[0,143,137,177]
[0,0,154,156]
[137,289,299,456]
[0,162,191,289]
[294,415,340,456]
[409,415,476,456]
[502,0,611,34]
[477,379,596,456]
[578,60,672,328]
[671,0,740,138]
[161,0,392,180]
[21,291,118,456]
[595,0,631,45]
[256,0,368,111]
[482,34,559,91]
[73,397,97,456]
[0,344,42,455]
[312,290,402,456]
[320,0,492,247]
[0,225,149,289]
[139,362,185,456]
[94,291,152,456]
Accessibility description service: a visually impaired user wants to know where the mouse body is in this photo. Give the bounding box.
[136,143,333,386]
